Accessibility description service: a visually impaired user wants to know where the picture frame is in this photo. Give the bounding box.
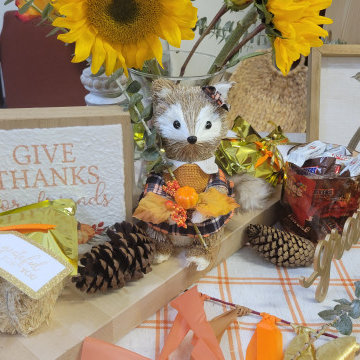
[307,44,360,151]
[0,106,133,226]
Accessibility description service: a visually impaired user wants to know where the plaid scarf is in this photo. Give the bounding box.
[141,170,235,237]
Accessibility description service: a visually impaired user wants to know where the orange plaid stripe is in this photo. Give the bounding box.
[117,245,360,359]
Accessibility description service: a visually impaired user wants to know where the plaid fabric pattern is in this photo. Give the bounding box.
[117,245,360,359]
[142,170,234,237]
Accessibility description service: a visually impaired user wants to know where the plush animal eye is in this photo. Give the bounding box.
[205,121,212,129]
[173,120,181,129]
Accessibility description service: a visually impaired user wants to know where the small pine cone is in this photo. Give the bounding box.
[72,221,155,293]
[247,224,315,267]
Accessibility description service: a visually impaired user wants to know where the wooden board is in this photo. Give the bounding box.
[0,188,281,360]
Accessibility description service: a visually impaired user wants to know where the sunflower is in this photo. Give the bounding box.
[257,0,332,76]
[52,0,197,76]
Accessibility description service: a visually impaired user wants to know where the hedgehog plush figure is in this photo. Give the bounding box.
[134,79,269,271]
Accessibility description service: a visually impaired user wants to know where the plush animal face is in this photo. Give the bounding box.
[152,79,232,162]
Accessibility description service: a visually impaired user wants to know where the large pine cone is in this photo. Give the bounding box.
[73,221,155,293]
[247,224,315,267]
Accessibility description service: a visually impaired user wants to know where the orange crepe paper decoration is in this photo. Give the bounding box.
[246,313,283,360]
[196,188,239,217]
[159,286,224,360]
[0,223,56,233]
[80,337,150,360]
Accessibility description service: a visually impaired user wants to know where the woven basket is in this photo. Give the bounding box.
[227,49,307,133]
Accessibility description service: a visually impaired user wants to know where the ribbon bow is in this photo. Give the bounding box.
[254,141,280,171]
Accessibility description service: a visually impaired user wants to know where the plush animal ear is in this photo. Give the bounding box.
[152,79,176,103]
[202,82,234,111]
[212,82,233,101]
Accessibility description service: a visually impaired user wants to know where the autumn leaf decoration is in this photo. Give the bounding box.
[133,180,239,227]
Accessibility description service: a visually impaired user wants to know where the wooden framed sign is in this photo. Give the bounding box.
[308,44,360,151]
[0,106,133,226]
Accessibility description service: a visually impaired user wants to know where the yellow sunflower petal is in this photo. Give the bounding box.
[136,40,153,69]
[159,18,182,48]
[146,36,163,67]
[72,26,96,63]
[55,1,86,20]
[52,17,86,30]
[91,36,106,74]
[103,42,118,76]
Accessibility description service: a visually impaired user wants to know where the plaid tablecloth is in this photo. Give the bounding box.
[117,244,360,359]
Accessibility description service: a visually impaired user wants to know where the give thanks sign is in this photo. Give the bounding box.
[0,106,133,226]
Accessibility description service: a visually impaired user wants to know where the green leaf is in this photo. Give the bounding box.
[355,281,360,298]
[349,299,360,319]
[334,304,352,312]
[334,314,353,335]
[334,298,352,305]
[141,104,153,121]
[46,27,63,37]
[318,309,338,321]
[144,130,156,148]
[128,107,139,123]
[105,68,124,86]
[352,72,360,82]
[129,93,143,107]
[4,0,15,5]
[142,147,160,162]
[41,2,53,18]
[18,0,34,14]
[126,80,142,94]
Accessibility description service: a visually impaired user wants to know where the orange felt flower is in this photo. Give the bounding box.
[15,0,51,22]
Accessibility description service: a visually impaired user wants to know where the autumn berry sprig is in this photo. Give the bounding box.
[165,200,188,228]
[163,180,181,197]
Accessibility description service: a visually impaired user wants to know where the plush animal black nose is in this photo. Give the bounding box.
[187,136,197,144]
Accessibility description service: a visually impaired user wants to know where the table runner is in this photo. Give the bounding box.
[117,244,360,359]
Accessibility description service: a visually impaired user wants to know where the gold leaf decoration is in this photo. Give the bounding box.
[133,193,171,224]
[196,188,240,217]
[316,336,360,360]
[284,325,316,360]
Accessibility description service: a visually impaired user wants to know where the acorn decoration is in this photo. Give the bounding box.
[247,224,315,267]
[72,221,155,293]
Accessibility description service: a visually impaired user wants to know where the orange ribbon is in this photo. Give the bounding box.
[254,141,280,171]
[0,223,56,233]
[246,313,283,360]
[159,286,224,360]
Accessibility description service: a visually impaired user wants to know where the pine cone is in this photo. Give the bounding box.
[247,224,315,267]
[73,221,155,293]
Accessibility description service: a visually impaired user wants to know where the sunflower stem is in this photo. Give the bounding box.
[220,22,265,69]
[207,6,258,74]
[179,4,228,78]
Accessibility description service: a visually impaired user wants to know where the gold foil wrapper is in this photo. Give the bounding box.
[216,117,287,186]
[0,199,78,274]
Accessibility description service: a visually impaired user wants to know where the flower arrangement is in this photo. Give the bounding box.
[11,0,333,166]
[13,0,332,77]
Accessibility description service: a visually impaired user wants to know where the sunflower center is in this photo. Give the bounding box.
[86,0,163,45]
[108,0,138,23]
